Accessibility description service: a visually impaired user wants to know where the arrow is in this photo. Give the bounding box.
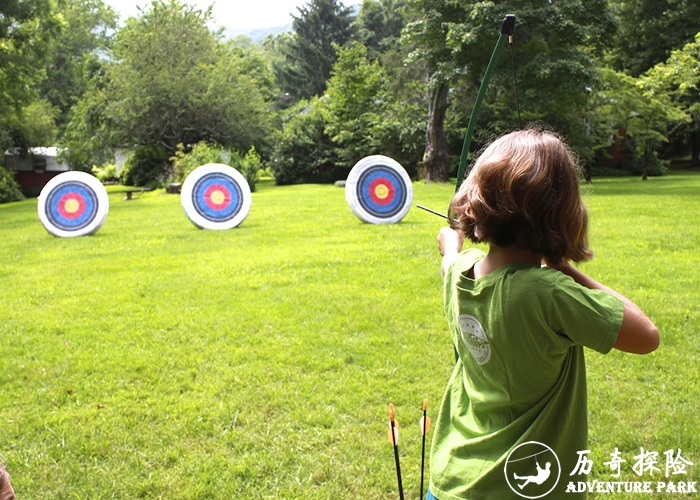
[419,399,431,500]
[388,403,405,500]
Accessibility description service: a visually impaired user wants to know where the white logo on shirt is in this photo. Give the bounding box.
[458,314,491,365]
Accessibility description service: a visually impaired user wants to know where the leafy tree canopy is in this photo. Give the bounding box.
[37,0,118,134]
[0,0,62,150]
[276,0,355,101]
[608,0,700,77]
[61,0,274,172]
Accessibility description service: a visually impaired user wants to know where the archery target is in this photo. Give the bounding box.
[181,163,251,230]
[37,171,109,237]
[345,155,413,224]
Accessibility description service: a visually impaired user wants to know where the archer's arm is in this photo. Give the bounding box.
[546,260,659,354]
[437,227,464,276]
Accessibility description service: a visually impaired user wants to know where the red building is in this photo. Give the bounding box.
[4,147,69,192]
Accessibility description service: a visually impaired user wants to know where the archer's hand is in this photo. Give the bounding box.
[438,227,464,276]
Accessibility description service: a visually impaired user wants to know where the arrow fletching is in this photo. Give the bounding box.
[388,403,400,445]
[420,399,431,435]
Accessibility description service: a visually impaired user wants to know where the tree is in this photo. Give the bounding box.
[592,68,689,178]
[608,0,700,77]
[643,32,700,166]
[322,41,424,175]
[37,0,117,134]
[270,98,340,184]
[355,0,406,59]
[322,42,387,167]
[0,0,62,151]
[62,0,273,174]
[401,0,616,182]
[276,0,355,100]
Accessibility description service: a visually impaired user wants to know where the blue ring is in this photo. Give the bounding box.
[44,181,98,231]
[356,165,407,218]
[191,173,243,222]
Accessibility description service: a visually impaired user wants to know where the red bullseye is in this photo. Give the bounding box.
[369,178,395,205]
[57,193,86,219]
[204,183,231,210]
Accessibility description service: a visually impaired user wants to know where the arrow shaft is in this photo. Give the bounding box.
[390,420,405,500]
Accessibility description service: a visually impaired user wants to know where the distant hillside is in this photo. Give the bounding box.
[223,24,293,43]
[222,3,359,44]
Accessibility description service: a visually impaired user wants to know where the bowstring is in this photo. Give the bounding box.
[508,35,522,129]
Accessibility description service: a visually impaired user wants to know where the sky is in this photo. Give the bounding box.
[103,0,308,32]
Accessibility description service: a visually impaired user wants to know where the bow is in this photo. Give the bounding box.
[455,14,516,192]
[416,14,517,220]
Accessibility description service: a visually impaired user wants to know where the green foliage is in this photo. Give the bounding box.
[0,0,62,149]
[323,42,387,167]
[237,147,262,193]
[642,32,700,166]
[171,142,227,182]
[91,163,118,183]
[355,0,406,59]
[64,0,273,162]
[607,0,700,77]
[119,146,169,187]
[37,0,117,133]
[402,0,617,179]
[58,55,116,170]
[15,101,58,147]
[589,67,689,177]
[0,166,24,203]
[271,98,342,184]
[275,0,355,100]
[589,167,634,178]
[171,142,262,192]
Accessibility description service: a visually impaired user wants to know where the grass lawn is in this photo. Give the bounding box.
[0,172,698,499]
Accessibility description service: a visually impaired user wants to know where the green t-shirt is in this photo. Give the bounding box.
[430,249,624,500]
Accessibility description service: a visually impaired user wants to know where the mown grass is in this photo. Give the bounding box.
[0,173,698,499]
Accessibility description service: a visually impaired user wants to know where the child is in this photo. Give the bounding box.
[0,466,15,500]
[429,129,659,499]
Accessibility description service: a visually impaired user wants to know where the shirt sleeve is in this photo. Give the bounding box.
[548,272,624,354]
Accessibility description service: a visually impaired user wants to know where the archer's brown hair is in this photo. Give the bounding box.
[0,465,14,500]
[449,129,593,263]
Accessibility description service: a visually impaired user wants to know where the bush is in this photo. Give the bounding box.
[171,142,261,192]
[270,98,343,185]
[235,147,262,193]
[0,166,25,204]
[92,164,119,183]
[589,168,634,177]
[171,142,226,182]
[119,146,170,187]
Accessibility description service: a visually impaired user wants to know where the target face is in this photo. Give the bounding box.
[181,163,251,230]
[345,155,413,224]
[37,171,109,237]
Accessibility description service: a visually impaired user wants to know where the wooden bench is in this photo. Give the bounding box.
[166,183,182,194]
[122,187,155,201]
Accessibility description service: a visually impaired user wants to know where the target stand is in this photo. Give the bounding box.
[180,163,252,230]
[37,171,109,237]
[345,155,413,224]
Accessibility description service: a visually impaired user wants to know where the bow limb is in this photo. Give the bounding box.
[455,14,516,192]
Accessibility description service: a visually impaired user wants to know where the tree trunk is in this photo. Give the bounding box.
[423,82,451,183]
[691,127,699,167]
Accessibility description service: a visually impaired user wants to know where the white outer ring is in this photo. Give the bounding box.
[180,163,252,230]
[345,155,413,224]
[37,171,109,238]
